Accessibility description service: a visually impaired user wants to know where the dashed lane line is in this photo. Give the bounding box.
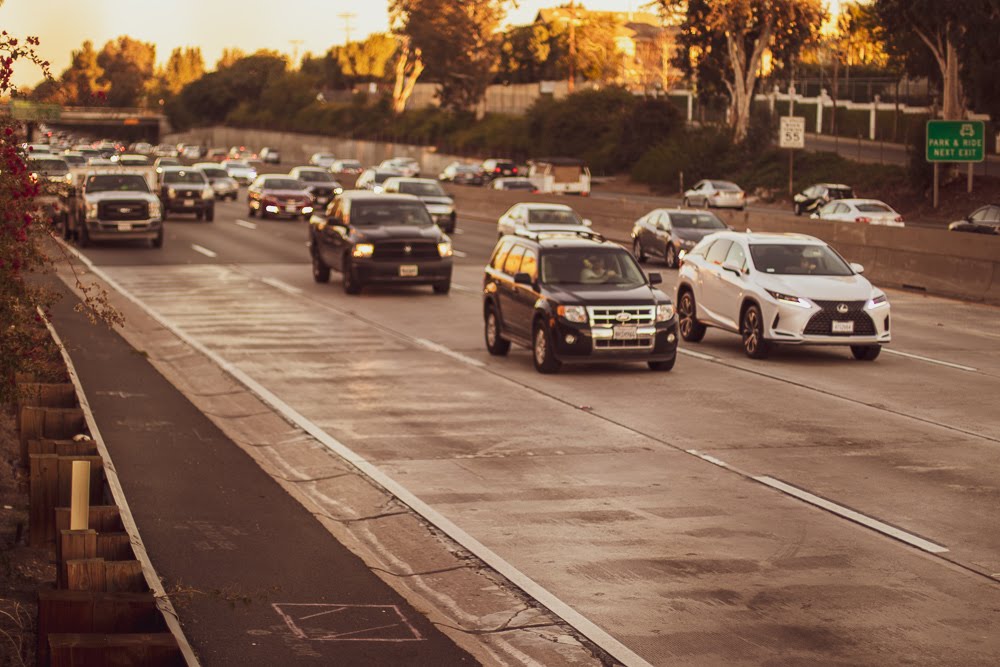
[882,347,978,373]
[191,244,217,258]
[261,277,303,296]
[235,219,258,230]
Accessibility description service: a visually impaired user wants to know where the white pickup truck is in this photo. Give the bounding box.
[68,167,163,248]
[527,158,591,196]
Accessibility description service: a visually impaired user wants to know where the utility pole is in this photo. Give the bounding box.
[339,12,357,45]
[568,1,577,93]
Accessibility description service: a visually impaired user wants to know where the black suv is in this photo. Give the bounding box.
[158,166,214,221]
[483,230,679,373]
[309,191,453,294]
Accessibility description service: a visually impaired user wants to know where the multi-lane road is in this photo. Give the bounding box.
[66,192,1000,666]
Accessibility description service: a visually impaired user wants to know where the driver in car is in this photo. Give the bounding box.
[581,255,619,283]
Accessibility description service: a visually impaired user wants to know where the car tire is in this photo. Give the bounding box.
[205,207,214,222]
[311,247,330,283]
[741,304,771,359]
[851,344,881,361]
[151,227,164,249]
[484,307,511,356]
[196,211,204,221]
[794,202,802,216]
[677,290,706,343]
[342,256,362,295]
[703,199,711,209]
[532,320,561,374]
[633,238,647,263]
[665,244,678,269]
[248,204,256,218]
[433,281,451,295]
[682,198,690,208]
[648,357,675,372]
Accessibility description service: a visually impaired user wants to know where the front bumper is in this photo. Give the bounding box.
[710,197,745,209]
[549,319,679,362]
[85,218,162,240]
[211,182,239,198]
[262,202,313,218]
[765,300,891,345]
[165,198,213,213]
[352,258,453,285]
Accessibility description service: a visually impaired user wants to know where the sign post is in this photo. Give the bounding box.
[926,120,985,207]
[779,116,805,196]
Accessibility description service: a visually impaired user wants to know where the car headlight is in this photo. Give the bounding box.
[352,243,374,258]
[201,188,213,199]
[64,173,74,184]
[85,202,99,219]
[437,241,453,258]
[333,187,343,195]
[148,199,161,217]
[167,187,177,198]
[866,292,889,309]
[557,305,587,323]
[656,304,675,321]
[765,289,811,308]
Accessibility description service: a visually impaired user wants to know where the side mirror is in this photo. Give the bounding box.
[647,272,663,285]
[722,261,743,276]
[850,262,865,274]
[582,218,593,227]
[513,272,533,286]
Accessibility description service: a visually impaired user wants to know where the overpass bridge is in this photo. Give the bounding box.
[2,101,171,142]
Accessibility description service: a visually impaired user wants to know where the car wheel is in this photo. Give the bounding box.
[484,307,511,356]
[205,207,214,222]
[196,211,204,221]
[433,281,451,295]
[794,202,802,216]
[665,244,678,269]
[311,247,330,283]
[677,290,706,342]
[648,357,675,371]
[261,207,270,220]
[151,227,164,249]
[532,320,562,374]
[633,238,647,263]
[851,344,881,361]
[342,256,362,295]
[741,304,771,359]
[682,198,690,207]
[248,204,256,218]
[703,198,711,209]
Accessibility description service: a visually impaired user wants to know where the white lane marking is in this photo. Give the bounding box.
[686,449,730,468]
[41,311,202,667]
[883,348,978,373]
[679,348,717,361]
[453,228,465,235]
[451,283,480,295]
[754,475,949,554]
[261,277,303,295]
[453,249,469,258]
[414,337,486,368]
[54,244,656,667]
[191,244,217,258]
[235,219,257,230]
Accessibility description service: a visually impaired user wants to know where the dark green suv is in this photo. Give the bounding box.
[482,230,679,373]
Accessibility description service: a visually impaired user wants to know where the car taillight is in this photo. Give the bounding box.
[894,215,903,223]
[512,167,518,174]
[855,216,871,224]
[494,167,501,173]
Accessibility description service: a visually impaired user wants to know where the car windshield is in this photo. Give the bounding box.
[527,208,582,225]
[504,181,535,190]
[339,161,361,168]
[856,203,892,213]
[456,165,478,173]
[119,157,149,166]
[62,155,86,165]
[297,170,333,182]
[829,188,853,199]
[164,171,206,184]
[86,174,150,193]
[541,249,646,287]
[157,159,179,166]
[350,201,433,226]
[749,243,853,276]
[398,182,446,196]
[263,178,303,190]
[200,167,228,178]
[29,158,69,172]
[670,212,725,229]
[226,161,250,169]
[374,171,399,183]
[713,181,741,191]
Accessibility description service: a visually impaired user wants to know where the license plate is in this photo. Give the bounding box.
[117,222,133,231]
[285,204,297,213]
[613,325,638,340]
[832,321,855,334]
[399,265,418,277]
[316,197,328,204]
[183,199,194,207]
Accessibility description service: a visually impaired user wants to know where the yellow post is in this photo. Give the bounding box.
[69,460,91,530]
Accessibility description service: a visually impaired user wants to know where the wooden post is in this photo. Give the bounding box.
[788,149,795,196]
[59,529,98,588]
[933,162,940,209]
[70,460,91,530]
[67,558,107,592]
[967,162,973,193]
[29,453,59,547]
[105,561,147,592]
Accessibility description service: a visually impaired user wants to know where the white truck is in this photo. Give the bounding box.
[68,167,163,248]
[527,158,591,196]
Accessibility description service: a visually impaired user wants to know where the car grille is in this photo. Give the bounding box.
[594,338,655,349]
[373,241,439,260]
[804,300,876,335]
[587,305,656,349]
[98,200,149,221]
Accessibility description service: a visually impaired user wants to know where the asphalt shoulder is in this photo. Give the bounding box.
[44,274,478,667]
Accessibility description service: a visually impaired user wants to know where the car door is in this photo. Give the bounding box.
[712,241,749,330]
[497,244,527,337]
[636,212,657,255]
[318,199,349,270]
[512,248,541,331]
[698,239,733,326]
[499,205,522,236]
[654,212,673,257]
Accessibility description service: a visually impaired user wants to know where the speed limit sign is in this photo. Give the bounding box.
[780,116,805,149]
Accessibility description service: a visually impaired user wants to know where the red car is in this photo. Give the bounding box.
[247,175,314,220]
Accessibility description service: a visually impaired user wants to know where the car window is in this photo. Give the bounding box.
[694,181,705,191]
[829,188,853,199]
[970,208,988,221]
[86,174,149,193]
[504,245,526,275]
[297,170,333,182]
[705,239,732,264]
[520,249,538,280]
[490,239,514,271]
[527,208,581,225]
[749,244,853,276]
[670,212,726,229]
[724,242,747,270]
[986,207,1000,223]
[263,178,303,190]
[29,158,70,172]
[714,181,741,191]
[398,182,446,196]
[540,249,646,287]
[349,201,432,226]
[856,203,893,213]
[200,167,228,178]
[163,171,207,184]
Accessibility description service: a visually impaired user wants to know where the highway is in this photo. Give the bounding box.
[67,192,1000,666]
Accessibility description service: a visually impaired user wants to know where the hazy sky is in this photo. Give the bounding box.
[2,0,646,89]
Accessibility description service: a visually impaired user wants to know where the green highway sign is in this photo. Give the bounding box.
[9,100,62,122]
[926,120,985,162]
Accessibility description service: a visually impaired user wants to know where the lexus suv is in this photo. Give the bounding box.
[675,231,890,360]
[482,230,678,373]
[158,166,215,221]
[308,191,453,294]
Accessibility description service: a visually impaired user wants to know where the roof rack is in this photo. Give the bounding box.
[513,226,605,242]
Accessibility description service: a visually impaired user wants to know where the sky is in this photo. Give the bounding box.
[1,0,646,89]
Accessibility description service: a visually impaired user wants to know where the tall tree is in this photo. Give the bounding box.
[390,0,511,112]
[160,46,205,95]
[96,36,156,107]
[216,47,246,70]
[59,40,107,105]
[662,0,825,142]
[338,33,398,82]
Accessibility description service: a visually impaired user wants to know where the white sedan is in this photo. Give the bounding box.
[675,231,890,360]
[496,202,591,238]
[683,180,746,210]
[811,198,904,227]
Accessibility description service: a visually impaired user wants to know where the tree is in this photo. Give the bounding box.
[96,36,156,107]
[338,33,398,82]
[572,13,624,83]
[59,40,107,105]
[390,0,511,112]
[662,0,825,142]
[216,48,246,70]
[160,47,205,96]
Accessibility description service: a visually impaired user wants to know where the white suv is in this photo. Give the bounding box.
[675,231,890,360]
